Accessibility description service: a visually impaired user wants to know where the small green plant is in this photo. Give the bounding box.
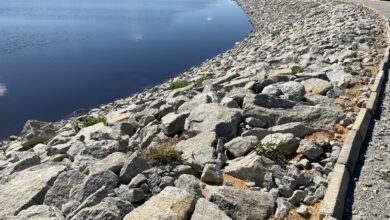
[298,48,309,55]
[255,141,286,164]
[196,75,208,86]
[73,116,106,132]
[141,139,181,164]
[291,66,304,75]
[344,65,353,73]
[169,80,189,90]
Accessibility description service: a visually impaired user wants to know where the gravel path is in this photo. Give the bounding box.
[344,1,390,219]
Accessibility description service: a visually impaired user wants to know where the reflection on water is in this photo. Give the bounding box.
[0,83,6,96]
[0,0,251,138]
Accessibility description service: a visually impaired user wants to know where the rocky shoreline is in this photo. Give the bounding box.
[0,0,388,219]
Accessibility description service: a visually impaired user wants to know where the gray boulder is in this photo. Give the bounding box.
[16,205,65,220]
[129,174,147,188]
[87,152,127,175]
[225,136,257,158]
[301,78,332,95]
[207,186,275,220]
[20,120,56,148]
[1,152,40,177]
[220,97,240,108]
[174,132,217,171]
[261,84,283,96]
[297,139,324,160]
[175,174,202,199]
[275,198,292,219]
[0,164,66,216]
[76,170,119,202]
[243,93,296,109]
[191,198,231,220]
[62,200,81,217]
[278,81,305,101]
[243,105,338,130]
[123,187,196,220]
[115,185,146,203]
[119,153,150,184]
[70,197,133,220]
[44,170,86,209]
[287,190,307,205]
[177,92,217,113]
[260,133,300,156]
[224,153,285,186]
[245,117,266,128]
[326,70,356,88]
[200,164,223,185]
[268,122,315,138]
[66,140,87,161]
[185,103,242,139]
[161,112,189,136]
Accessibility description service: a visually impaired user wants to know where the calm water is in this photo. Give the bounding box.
[0,0,251,139]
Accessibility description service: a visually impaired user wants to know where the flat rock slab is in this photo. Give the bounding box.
[207,186,275,220]
[123,186,196,220]
[0,164,66,217]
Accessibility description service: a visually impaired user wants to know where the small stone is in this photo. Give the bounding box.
[119,152,150,184]
[128,174,148,188]
[297,204,309,216]
[287,190,307,205]
[175,174,202,199]
[275,198,293,219]
[297,138,324,160]
[201,164,223,185]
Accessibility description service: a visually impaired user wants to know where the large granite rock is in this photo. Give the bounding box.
[20,120,56,148]
[0,164,66,216]
[301,78,332,95]
[15,205,65,220]
[161,112,189,136]
[185,103,242,139]
[70,197,133,220]
[326,70,356,88]
[76,170,119,202]
[224,153,284,186]
[277,81,305,101]
[175,174,203,199]
[243,93,297,109]
[123,187,196,220]
[260,133,300,156]
[44,170,86,209]
[243,104,339,130]
[225,136,257,158]
[207,186,275,220]
[174,132,217,171]
[268,122,315,138]
[119,153,150,184]
[87,152,128,175]
[191,198,231,220]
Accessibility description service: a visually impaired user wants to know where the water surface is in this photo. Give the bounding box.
[0,0,251,139]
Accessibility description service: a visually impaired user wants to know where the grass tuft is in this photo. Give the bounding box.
[291,66,304,75]
[196,75,208,86]
[73,116,106,133]
[169,80,189,90]
[141,139,181,164]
